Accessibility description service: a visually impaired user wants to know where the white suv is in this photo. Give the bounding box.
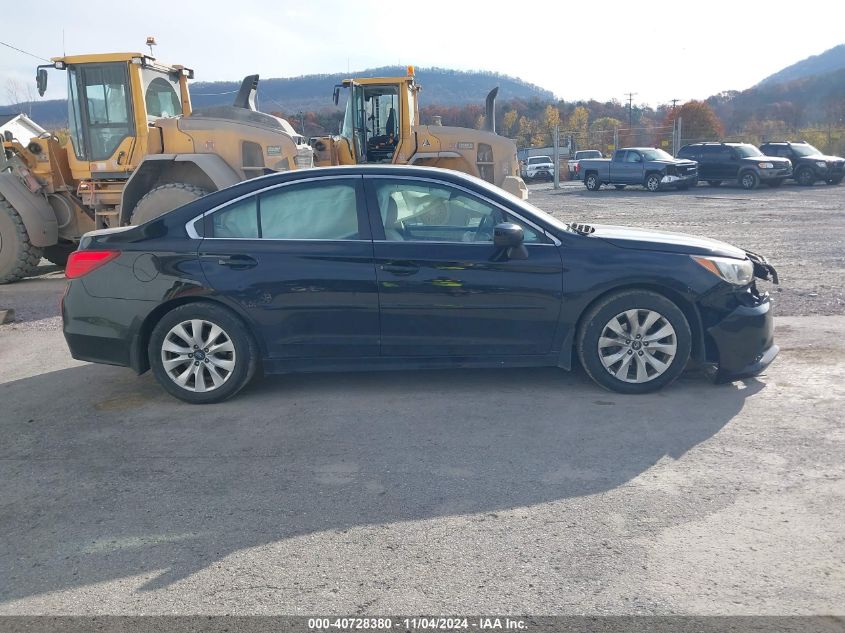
[521,155,555,181]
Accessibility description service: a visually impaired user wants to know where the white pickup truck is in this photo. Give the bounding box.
[520,155,555,181]
[567,150,603,178]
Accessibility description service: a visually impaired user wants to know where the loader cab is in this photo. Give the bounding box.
[46,53,193,181]
[336,69,419,165]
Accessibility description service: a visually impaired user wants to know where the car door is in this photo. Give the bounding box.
[365,175,564,357]
[197,176,380,358]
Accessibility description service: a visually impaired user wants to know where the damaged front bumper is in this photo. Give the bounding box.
[704,251,780,382]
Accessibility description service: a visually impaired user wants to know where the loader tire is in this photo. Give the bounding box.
[129,183,210,225]
[0,195,43,285]
[43,242,76,267]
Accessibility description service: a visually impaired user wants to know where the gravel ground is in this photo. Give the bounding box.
[527,180,845,316]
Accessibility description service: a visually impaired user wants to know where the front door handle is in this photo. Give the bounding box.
[380,262,419,276]
[202,254,258,269]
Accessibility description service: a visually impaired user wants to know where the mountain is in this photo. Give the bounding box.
[11,66,554,128]
[757,44,845,87]
[708,66,845,131]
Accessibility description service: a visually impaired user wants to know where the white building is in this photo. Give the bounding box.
[0,113,46,143]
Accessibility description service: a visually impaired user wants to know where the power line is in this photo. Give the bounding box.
[0,40,50,63]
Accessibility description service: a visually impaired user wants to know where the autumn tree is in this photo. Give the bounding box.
[663,100,724,144]
[567,106,589,141]
[502,109,518,137]
[541,105,561,143]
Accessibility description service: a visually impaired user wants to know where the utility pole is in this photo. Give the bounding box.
[553,124,560,190]
[670,98,679,112]
[625,92,637,129]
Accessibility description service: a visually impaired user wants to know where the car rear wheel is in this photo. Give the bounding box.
[795,167,816,186]
[707,180,722,187]
[645,173,662,192]
[739,171,759,190]
[577,290,692,394]
[149,302,259,404]
[584,173,601,191]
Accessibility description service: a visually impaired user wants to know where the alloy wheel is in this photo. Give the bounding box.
[160,319,237,392]
[597,309,677,383]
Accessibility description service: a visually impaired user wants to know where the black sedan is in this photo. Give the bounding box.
[62,166,779,403]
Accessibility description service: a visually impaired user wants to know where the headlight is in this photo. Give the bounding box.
[758,162,773,169]
[816,161,827,169]
[692,255,754,285]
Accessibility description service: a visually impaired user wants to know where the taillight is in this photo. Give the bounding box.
[65,250,120,279]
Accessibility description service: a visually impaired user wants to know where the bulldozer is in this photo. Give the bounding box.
[0,51,313,284]
[310,67,527,198]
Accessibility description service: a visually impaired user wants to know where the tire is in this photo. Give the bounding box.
[826,176,843,185]
[0,195,43,285]
[614,185,626,190]
[795,167,816,186]
[707,180,722,187]
[739,171,759,190]
[645,173,662,192]
[130,183,209,225]
[765,178,784,188]
[577,289,692,394]
[584,173,601,191]
[43,242,76,267]
[148,302,259,404]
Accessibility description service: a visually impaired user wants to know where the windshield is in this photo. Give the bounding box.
[468,175,571,235]
[733,145,763,158]
[639,149,674,161]
[791,144,822,157]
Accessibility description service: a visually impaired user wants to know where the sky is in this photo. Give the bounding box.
[2,0,844,108]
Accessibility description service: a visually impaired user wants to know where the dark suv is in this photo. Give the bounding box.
[758,141,844,186]
[677,142,792,189]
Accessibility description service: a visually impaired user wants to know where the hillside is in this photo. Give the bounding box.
[13,65,554,128]
[708,65,845,132]
[757,44,845,87]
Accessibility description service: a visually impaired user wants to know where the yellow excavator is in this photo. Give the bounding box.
[0,51,312,283]
[311,67,527,199]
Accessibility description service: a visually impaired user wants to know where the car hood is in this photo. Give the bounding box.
[805,154,844,162]
[588,224,746,258]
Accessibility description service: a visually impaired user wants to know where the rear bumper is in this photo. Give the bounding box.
[707,296,778,382]
[62,281,150,372]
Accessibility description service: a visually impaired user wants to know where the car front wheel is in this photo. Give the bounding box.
[149,302,259,404]
[739,171,759,190]
[577,290,692,394]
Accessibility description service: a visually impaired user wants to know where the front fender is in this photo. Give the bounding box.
[0,171,57,246]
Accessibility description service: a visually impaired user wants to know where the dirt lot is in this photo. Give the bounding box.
[528,180,845,316]
[0,181,842,616]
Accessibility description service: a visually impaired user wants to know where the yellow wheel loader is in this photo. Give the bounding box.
[311,67,527,199]
[0,52,313,284]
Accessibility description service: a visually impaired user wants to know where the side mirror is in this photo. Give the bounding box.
[493,222,528,260]
[332,85,341,106]
[36,67,48,97]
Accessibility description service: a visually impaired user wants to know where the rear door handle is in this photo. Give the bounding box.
[202,254,258,269]
[380,262,419,276]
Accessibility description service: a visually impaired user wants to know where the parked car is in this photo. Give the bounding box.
[521,155,555,181]
[758,141,844,186]
[578,148,698,192]
[677,142,792,189]
[568,150,603,178]
[62,165,779,403]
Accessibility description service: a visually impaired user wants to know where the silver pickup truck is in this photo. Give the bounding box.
[578,147,698,192]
